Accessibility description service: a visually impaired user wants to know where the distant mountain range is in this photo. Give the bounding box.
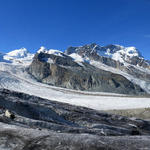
[0,43,150,94]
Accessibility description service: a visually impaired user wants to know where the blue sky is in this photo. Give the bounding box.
[0,0,150,59]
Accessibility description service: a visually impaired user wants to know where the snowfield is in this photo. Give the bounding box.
[0,61,150,111]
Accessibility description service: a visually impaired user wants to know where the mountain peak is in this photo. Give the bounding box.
[5,48,29,58]
[1,48,34,65]
[85,43,99,48]
[102,44,141,57]
[37,46,64,57]
[65,43,144,65]
[37,46,47,53]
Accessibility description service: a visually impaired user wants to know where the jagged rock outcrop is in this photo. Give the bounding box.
[28,52,145,94]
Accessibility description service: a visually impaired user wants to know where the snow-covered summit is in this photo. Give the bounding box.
[5,48,29,58]
[1,48,34,65]
[102,45,142,63]
[37,46,48,53]
[86,44,142,59]
[37,46,64,57]
[65,43,143,65]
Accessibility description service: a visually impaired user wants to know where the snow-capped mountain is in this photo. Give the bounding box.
[65,43,148,67]
[0,43,150,95]
[1,43,146,67]
[1,48,34,65]
[5,48,29,58]
[100,45,142,64]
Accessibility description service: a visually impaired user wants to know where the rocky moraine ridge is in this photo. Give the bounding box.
[28,43,150,95]
[0,89,150,150]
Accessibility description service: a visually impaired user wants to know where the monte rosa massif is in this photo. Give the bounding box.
[1,43,150,95]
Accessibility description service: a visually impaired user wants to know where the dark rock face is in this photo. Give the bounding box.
[0,89,150,150]
[28,52,145,95]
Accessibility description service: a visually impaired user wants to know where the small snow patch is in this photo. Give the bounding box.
[69,53,85,62]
